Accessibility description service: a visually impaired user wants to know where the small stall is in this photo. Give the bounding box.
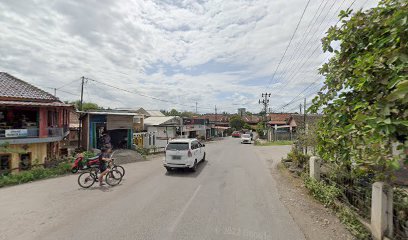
[80,111,136,150]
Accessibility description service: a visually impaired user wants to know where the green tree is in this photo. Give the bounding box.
[310,0,407,180]
[229,116,245,130]
[71,100,101,111]
[168,109,181,116]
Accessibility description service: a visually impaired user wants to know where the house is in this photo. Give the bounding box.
[113,108,145,133]
[66,109,80,149]
[267,113,292,128]
[242,115,261,127]
[80,111,136,150]
[134,108,165,118]
[0,72,72,173]
[143,116,182,149]
[287,114,323,132]
[182,118,211,139]
[202,114,231,137]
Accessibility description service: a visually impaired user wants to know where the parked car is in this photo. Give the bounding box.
[164,139,206,172]
[241,134,252,144]
[232,131,241,138]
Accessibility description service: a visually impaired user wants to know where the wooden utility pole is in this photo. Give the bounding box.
[304,98,307,155]
[77,76,85,149]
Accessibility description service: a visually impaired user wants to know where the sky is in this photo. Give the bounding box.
[0,0,377,114]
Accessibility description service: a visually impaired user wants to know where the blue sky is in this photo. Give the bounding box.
[0,0,377,113]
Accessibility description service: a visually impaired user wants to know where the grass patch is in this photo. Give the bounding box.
[254,140,293,146]
[303,176,371,239]
[0,162,72,188]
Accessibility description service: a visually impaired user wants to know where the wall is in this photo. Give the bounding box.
[0,142,47,173]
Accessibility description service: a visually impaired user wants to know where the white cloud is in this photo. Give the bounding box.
[0,0,378,113]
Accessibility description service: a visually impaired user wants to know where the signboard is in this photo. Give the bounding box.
[5,129,28,138]
[183,118,209,125]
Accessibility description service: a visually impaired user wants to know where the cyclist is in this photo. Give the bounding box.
[98,148,112,186]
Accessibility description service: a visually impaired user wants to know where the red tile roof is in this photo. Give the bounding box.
[0,72,58,101]
[0,100,72,107]
[203,114,230,122]
[242,115,261,124]
[268,113,291,122]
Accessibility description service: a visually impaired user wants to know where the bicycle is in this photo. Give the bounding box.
[78,160,123,188]
[87,158,125,177]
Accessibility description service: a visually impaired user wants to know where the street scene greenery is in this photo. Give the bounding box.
[309,0,407,181]
[0,162,72,188]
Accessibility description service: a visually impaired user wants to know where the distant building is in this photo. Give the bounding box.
[0,72,72,173]
[238,108,246,117]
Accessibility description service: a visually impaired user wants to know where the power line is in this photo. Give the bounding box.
[84,77,215,111]
[264,0,312,90]
[271,0,342,93]
[56,78,81,90]
[271,0,366,112]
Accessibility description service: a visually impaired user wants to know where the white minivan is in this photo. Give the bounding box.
[164,139,206,172]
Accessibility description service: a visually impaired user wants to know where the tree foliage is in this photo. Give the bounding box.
[70,100,101,111]
[310,0,407,180]
[229,116,245,130]
[162,109,195,118]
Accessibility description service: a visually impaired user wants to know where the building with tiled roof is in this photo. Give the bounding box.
[0,72,72,174]
[0,72,58,102]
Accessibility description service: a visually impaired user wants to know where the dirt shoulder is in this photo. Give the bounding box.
[255,145,355,240]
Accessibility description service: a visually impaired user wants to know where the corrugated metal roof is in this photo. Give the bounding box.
[0,100,72,107]
[146,110,165,117]
[80,111,137,116]
[0,72,58,101]
[144,116,179,126]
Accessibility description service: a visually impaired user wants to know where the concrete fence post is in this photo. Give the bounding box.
[309,156,321,181]
[371,182,393,240]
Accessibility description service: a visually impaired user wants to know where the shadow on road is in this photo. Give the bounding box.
[164,160,208,178]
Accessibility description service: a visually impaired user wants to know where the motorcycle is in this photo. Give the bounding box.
[71,154,100,173]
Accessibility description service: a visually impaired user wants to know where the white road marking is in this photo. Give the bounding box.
[168,184,202,233]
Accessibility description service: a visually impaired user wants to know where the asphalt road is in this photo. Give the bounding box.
[0,138,304,240]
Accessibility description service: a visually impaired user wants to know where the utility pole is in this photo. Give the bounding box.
[258,93,271,123]
[195,102,198,114]
[304,98,307,155]
[299,104,302,114]
[54,88,57,97]
[215,105,217,122]
[80,76,85,111]
[77,76,85,149]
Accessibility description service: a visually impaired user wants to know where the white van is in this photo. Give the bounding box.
[164,139,206,172]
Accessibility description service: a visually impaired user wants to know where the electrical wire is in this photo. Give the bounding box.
[264,0,312,90]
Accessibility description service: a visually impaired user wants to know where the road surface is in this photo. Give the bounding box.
[0,138,304,240]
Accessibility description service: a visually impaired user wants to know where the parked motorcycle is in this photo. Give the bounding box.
[71,154,99,173]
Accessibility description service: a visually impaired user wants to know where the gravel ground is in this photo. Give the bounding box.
[254,145,355,240]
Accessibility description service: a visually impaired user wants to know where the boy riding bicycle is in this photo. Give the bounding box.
[98,148,112,186]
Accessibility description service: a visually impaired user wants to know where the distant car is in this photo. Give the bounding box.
[232,131,241,138]
[241,134,252,144]
[246,132,254,140]
[164,139,206,172]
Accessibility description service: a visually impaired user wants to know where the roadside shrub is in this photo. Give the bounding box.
[337,205,371,240]
[0,161,72,188]
[135,147,150,156]
[304,177,340,207]
[286,148,309,168]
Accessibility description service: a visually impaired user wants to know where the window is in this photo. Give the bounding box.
[166,142,189,151]
[191,141,199,150]
[0,155,10,171]
[133,117,141,124]
[19,153,31,170]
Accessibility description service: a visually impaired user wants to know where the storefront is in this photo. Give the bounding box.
[80,111,136,150]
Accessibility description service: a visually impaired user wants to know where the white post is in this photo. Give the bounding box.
[371,182,393,240]
[309,156,320,181]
